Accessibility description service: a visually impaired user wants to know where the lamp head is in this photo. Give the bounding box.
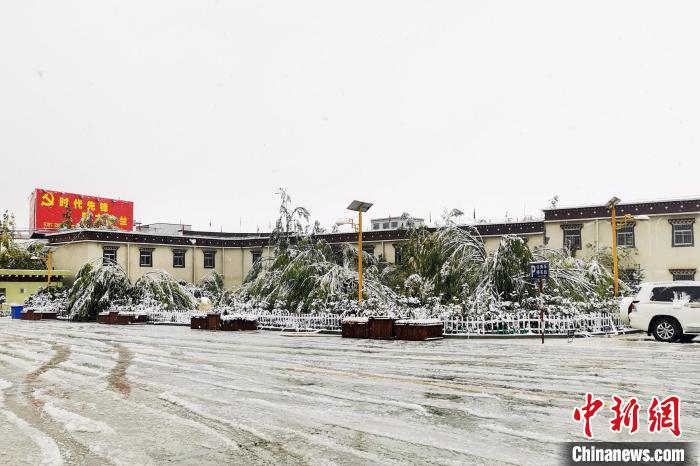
[347,200,373,212]
[606,196,621,209]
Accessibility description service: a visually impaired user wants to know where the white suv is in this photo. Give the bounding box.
[620,281,700,342]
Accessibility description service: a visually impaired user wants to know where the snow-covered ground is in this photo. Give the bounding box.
[0,319,697,465]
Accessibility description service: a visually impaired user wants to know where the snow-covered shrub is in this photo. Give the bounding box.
[233,236,397,311]
[23,286,68,314]
[197,271,225,303]
[66,262,132,320]
[133,271,197,311]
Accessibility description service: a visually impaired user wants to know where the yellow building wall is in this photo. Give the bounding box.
[0,281,63,308]
[545,215,700,282]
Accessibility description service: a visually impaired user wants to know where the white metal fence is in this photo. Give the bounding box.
[146,309,627,336]
[256,311,342,331]
[442,312,624,336]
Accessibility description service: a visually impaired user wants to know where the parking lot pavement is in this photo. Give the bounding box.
[0,319,697,465]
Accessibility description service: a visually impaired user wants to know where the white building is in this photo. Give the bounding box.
[371,216,424,231]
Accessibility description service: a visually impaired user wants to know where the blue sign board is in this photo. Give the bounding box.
[529,261,550,279]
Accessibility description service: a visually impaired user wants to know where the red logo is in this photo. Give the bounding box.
[573,393,604,438]
[573,394,682,438]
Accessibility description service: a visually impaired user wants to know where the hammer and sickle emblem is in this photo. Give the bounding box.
[40,192,55,207]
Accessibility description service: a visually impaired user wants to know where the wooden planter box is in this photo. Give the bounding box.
[206,313,221,330]
[131,314,148,324]
[394,321,444,341]
[368,317,396,339]
[98,311,148,325]
[19,310,57,321]
[97,311,120,324]
[115,314,132,325]
[341,319,369,338]
[220,318,258,331]
[191,313,222,330]
[20,310,41,320]
[191,315,208,329]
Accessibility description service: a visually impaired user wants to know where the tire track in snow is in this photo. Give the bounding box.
[3,343,115,465]
[107,345,132,397]
[158,392,307,464]
[25,343,71,383]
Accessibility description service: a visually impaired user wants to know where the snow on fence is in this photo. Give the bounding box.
[146,310,193,325]
[442,312,625,336]
[256,311,342,331]
[146,309,627,336]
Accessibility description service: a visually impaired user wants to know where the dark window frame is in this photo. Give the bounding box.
[561,225,583,251]
[139,248,154,267]
[251,250,262,265]
[203,250,216,269]
[394,245,403,264]
[671,222,694,247]
[102,246,119,266]
[173,249,186,268]
[616,224,635,248]
[670,269,696,282]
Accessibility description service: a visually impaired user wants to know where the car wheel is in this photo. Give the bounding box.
[652,318,682,342]
[681,335,697,343]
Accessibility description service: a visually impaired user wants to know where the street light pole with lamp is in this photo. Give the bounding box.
[606,197,621,296]
[347,200,373,304]
[606,196,649,297]
[31,247,55,288]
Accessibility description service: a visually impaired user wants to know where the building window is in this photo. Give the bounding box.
[203,250,216,269]
[670,269,696,282]
[20,288,26,294]
[670,220,694,247]
[561,225,582,251]
[103,246,119,266]
[0,288,5,300]
[252,250,262,265]
[373,223,379,230]
[390,221,398,228]
[394,246,403,264]
[173,249,186,268]
[382,222,389,229]
[139,248,153,267]
[617,224,635,248]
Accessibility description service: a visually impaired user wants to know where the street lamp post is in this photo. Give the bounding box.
[31,249,54,287]
[606,197,649,297]
[606,197,621,297]
[347,200,373,304]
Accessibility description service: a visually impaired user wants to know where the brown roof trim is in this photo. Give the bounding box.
[544,199,700,221]
[0,275,64,282]
[46,222,545,248]
[182,230,272,238]
[475,221,544,236]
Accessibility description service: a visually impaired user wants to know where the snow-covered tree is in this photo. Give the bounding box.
[0,211,48,269]
[133,271,197,310]
[66,262,132,320]
[197,271,225,303]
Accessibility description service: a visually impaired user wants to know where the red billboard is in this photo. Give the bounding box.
[30,188,134,232]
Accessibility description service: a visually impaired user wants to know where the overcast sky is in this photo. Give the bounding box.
[2,1,699,232]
